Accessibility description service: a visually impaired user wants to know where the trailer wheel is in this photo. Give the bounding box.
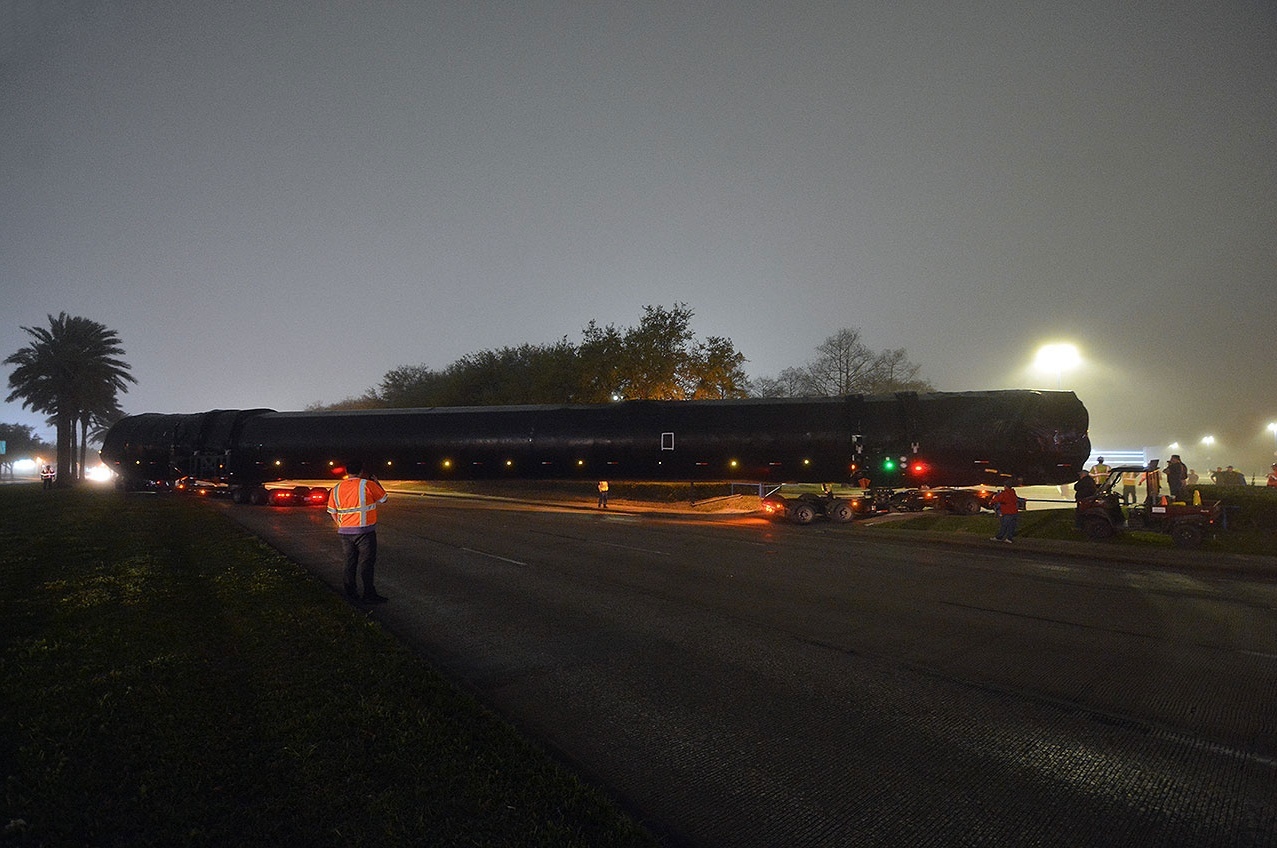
[248,486,269,506]
[1170,523,1204,548]
[828,500,854,523]
[790,502,816,525]
[950,493,980,515]
[231,486,249,505]
[1081,514,1115,540]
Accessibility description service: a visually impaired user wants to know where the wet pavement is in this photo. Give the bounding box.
[223,494,1277,847]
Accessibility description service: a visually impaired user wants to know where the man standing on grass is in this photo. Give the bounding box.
[326,460,389,604]
[990,479,1021,543]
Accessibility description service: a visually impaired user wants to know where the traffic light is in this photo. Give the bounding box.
[882,457,896,473]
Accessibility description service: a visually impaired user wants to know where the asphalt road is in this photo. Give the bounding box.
[223,494,1277,848]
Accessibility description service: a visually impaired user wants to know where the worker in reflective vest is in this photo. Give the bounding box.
[326,460,389,603]
[1120,471,1140,505]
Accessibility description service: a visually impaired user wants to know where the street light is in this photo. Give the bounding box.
[1200,435,1216,470]
[1268,422,1277,452]
[1033,343,1081,389]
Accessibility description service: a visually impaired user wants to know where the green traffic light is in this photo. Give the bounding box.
[883,458,896,472]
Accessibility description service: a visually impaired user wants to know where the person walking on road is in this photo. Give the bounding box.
[990,479,1021,543]
[326,460,389,604]
[597,480,609,509]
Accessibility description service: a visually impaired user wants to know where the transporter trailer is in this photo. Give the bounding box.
[101,390,1091,522]
[760,484,997,525]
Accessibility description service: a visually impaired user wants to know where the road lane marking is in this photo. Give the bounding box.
[592,539,671,556]
[460,547,528,566]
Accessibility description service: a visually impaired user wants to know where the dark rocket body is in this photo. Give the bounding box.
[100,390,1090,490]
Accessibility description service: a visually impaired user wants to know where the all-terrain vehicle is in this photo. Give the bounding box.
[1076,462,1224,548]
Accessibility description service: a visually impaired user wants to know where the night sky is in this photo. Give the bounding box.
[3,2,1274,473]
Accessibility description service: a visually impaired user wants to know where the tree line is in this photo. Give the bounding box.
[0,422,54,480]
[5,305,931,485]
[331,304,754,409]
[322,304,931,410]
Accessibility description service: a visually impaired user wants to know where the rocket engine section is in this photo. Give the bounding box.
[100,390,1090,492]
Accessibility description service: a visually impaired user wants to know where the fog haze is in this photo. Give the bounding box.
[3,1,1274,472]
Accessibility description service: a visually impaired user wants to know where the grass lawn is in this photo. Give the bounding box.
[0,485,658,847]
[869,500,1277,556]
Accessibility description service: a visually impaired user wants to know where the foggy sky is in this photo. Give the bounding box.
[3,1,1275,473]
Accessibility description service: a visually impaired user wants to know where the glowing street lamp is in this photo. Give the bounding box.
[1033,343,1081,389]
[1200,435,1216,467]
[1268,422,1277,451]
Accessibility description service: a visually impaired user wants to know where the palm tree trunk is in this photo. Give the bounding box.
[79,417,89,481]
[69,419,79,482]
[56,412,74,488]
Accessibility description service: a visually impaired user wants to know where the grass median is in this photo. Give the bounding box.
[870,492,1277,556]
[0,485,658,847]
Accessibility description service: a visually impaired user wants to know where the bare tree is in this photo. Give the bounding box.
[862,348,931,394]
[752,328,933,398]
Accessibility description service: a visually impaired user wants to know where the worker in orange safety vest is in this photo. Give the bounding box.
[326,460,389,603]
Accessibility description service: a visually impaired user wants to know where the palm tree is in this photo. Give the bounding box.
[4,313,136,485]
